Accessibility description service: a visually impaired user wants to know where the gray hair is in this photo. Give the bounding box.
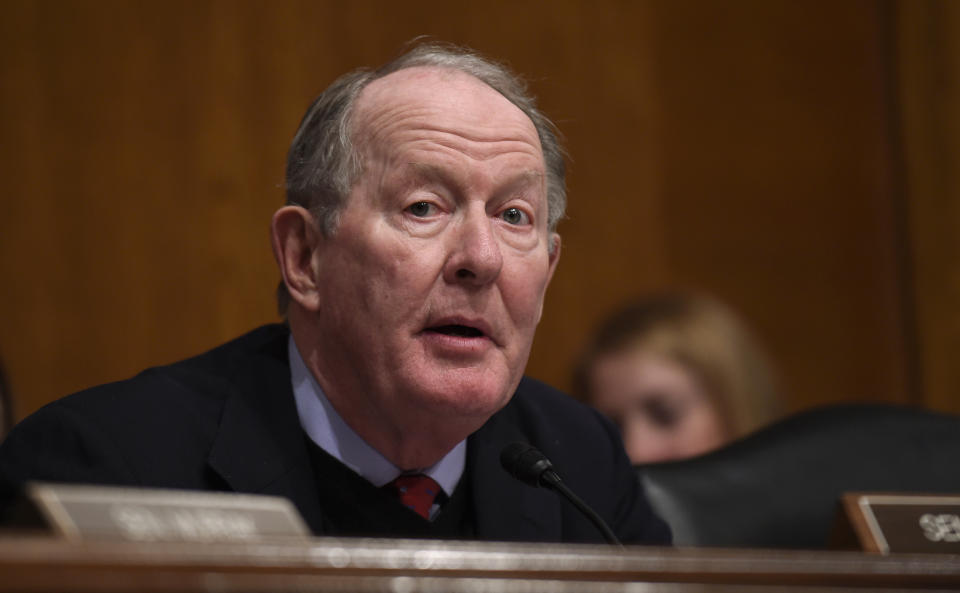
[278,43,567,313]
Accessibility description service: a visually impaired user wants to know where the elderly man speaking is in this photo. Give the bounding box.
[0,43,670,545]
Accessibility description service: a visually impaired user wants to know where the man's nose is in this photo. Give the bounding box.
[443,211,504,286]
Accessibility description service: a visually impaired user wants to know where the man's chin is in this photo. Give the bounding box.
[408,372,516,420]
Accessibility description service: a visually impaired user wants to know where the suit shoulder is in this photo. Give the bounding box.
[33,324,287,418]
[92,324,287,405]
[4,325,290,463]
[163,323,289,385]
[0,325,290,495]
[511,376,615,436]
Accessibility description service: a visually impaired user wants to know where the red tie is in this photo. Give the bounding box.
[384,474,442,520]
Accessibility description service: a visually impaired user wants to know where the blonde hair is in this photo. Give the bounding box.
[575,294,782,439]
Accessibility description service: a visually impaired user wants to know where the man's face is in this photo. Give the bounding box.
[308,67,559,442]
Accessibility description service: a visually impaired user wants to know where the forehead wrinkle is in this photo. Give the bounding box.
[353,75,542,159]
[408,128,541,161]
[399,161,544,194]
[360,107,541,163]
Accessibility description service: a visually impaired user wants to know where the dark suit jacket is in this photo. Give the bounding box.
[0,325,670,544]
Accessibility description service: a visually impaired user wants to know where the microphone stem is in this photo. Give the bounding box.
[543,472,623,547]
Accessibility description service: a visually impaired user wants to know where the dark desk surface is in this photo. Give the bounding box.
[0,534,958,592]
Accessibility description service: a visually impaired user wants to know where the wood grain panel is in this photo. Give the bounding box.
[897,0,960,414]
[634,0,911,410]
[0,0,925,423]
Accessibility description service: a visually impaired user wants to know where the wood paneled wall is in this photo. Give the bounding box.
[1,1,955,421]
[897,0,960,414]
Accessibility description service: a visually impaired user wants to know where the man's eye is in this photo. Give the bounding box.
[501,207,529,225]
[407,201,434,217]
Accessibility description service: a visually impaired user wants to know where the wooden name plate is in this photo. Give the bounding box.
[839,492,960,554]
[23,482,310,543]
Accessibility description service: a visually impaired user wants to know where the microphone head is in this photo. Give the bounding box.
[500,442,555,488]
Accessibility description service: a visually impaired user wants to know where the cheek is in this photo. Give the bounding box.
[499,253,553,326]
[676,405,729,450]
[335,233,439,306]
[314,248,402,345]
[373,244,449,314]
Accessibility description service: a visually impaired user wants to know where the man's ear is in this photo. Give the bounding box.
[271,206,323,312]
[534,233,562,325]
[546,233,561,286]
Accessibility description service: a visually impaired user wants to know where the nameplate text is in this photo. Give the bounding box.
[26,482,310,543]
[841,492,960,554]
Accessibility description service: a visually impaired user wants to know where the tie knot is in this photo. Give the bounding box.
[384,474,442,520]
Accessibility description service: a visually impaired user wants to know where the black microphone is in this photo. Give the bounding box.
[499,442,622,546]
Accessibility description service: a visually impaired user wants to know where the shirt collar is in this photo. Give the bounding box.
[288,335,465,496]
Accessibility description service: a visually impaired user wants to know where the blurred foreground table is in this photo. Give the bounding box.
[0,534,958,592]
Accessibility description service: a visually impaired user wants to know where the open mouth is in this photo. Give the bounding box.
[426,324,485,338]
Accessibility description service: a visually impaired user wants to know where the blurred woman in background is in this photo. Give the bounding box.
[574,293,782,464]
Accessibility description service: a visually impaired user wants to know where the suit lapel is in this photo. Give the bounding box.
[469,394,562,542]
[206,329,326,533]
